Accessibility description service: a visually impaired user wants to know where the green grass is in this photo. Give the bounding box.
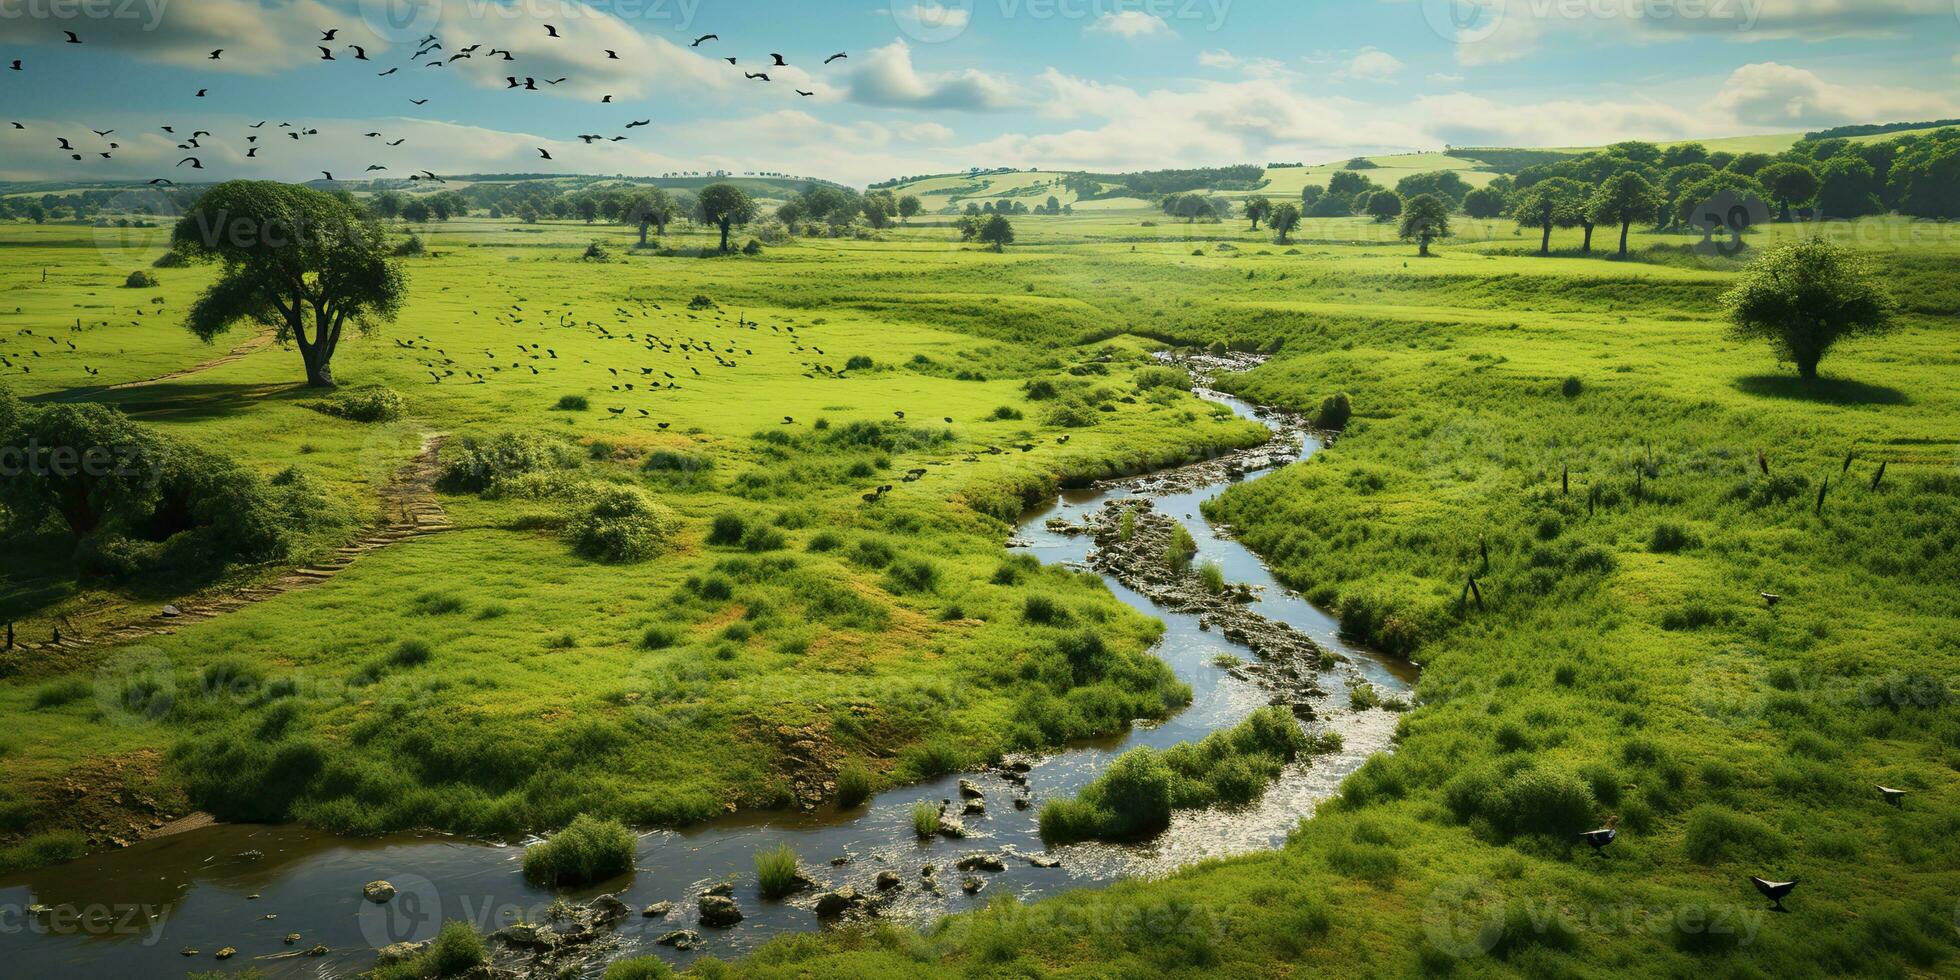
[755,842,802,899]
[911,801,940,839]
[2,201,1956,979]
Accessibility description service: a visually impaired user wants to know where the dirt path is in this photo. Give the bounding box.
[20,434,450,653]
[38,328,278,403]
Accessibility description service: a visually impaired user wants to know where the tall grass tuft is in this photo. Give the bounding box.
[754,843,802,899]
[522,814,637,886]
[911,802,940,839]
[835,763,874,809]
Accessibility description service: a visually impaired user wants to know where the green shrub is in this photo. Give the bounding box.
[1166,523,1198,569]
[555,394,589,411]
[1442,761,1597,840]
[641,624,683,650]
[569,485,681,563]
[1314,392,1353,430]
[581,241,612,262]
[1560,376,1583,398]
[806,531,842,552]
[1682,804,1785,865]
[754,843,801,899]
[1134,365,1191,391]
[989,405,1024,421]
[32,677,92,709]
[390,639,434,667]
[1197,560,1226,594]
[309,386,406,423]
[393,233,425,257]
[438,432,580,493]
[1648,522,1698,553]
[708,512,747,546]
[885,557,939,593]
[521,813,637,886]
[123,270,160,288]
[741,524,786,552]
[1023,594,1066,624]
[0,831,86,874]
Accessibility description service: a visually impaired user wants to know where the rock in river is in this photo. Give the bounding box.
[656,929,700,951]
[955,853,1005,873]
[957,779,984,799]
[698,894,743,928]
[363,880,396,904]
[813,886,864,918]
[875,870,902,891]
[642,901,674,918]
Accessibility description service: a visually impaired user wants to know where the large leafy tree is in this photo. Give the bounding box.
[697,183,758,252]
[172,181,405,388]
[1588,172,1660,258]
[1512,177,1586,255]
[1756,162,1819,221]
[977,213,1015,250]
[621,188,676,244]
[1365,190,1403,223]
[1723,238,1894,380]
[1888,128,1960,218]
[1397,193,1451,256]
[1461,186,1506,219]
[897,195,922,222]
[1814,156,1883,218]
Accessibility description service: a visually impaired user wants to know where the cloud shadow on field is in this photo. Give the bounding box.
[1733,374,1911,406]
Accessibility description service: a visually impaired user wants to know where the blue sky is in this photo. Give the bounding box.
[1,0,1956,185]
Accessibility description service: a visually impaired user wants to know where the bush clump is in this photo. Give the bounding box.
[393,234,426,257]
[568,485,680,563]
[437,432,581,493]
[1314,392,1353,430]
[707,512,747,546]
[835,763,874,809]
[1134,365,1191,391]
[369,920,486,980]
[521,813,637,886]
[555,394,589,411]
[308,385,406,423]
[754,843,802,899]
[1441,760,1597,841]
[581,241,611,262]
[123,270,160,288]
[911,801,940,839]
[1648,522,1698,553]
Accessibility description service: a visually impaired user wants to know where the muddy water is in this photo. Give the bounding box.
[0,385,1413,978]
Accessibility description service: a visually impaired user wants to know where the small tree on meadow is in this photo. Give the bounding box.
[697,183,758,253]
[898,195,922,222]
[1512,177,1586,255]
[1269,202,1301,244]
[1723,238,1894,380]
[1244,196,1272,231]
[1397,193,1451,257]
[1588,172,1660,258]
[978,213,1015,251]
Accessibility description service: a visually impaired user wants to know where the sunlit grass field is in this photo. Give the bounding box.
[3,204,1958,976]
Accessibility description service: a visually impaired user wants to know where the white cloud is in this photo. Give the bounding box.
[0,0,345,75]
[900,122,957,143]
[891,3,973,34]
[1426,72,1466,85]
[1337,48,1405,82]
[1411,92,1703,148]
[1424,0,1954,66]
[1197,49,1297,80]
[1706,62,1957,129]
[846,41,1016,110]
[1086,11,1175,39]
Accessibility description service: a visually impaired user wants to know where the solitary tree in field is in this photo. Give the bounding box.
[977,213,1015,250]
[1397,193,1451,256]
[621,189,676,245]
[1756,162,1819,221]
[171,181,406,388]
[1723,238,1894,380]
[1245,196,1272,231]
[697,183,758,252]
[1589,172,1660,258]
[898,194,922,223]
[1512,177,1586,255]
[1269,202,1301,244]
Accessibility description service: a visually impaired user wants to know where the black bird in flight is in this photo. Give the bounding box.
[8,60,20,70]
[319,47,335,60]
[92,129,113,137]
[745,72,770,81]
[322,171,335,181]
[210,50,224,60]
[194,89,208,97]
[544,77,566,84]
[544,24,561,37]
[770,53,787,66]
[605,49,619,59]
[600,95,613,103]
[796,89,813,97]
[724,56,737,65]
[148,178,173,185]
[366,165,386,171]
[177,157,203,169]
[321,29,339,41]
[56,137,74,150]
[1877,785,1906,807]
[625,119,650,128]
[378,67,398,76]
[691,34,717,46]
[9,122,22,130]
[348,45,369,60]
[825,52,848,64]
[388,138,406,146]
[410,98,429,105]
[537,148,553,159]
[63,30,81,43]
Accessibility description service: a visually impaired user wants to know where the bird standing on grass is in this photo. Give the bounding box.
[1750,876,1796,911]
[1576,815,1618,856]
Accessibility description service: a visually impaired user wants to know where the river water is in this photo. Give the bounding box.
[0,383,1414,977]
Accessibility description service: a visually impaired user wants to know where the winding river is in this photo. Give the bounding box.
[0,366,1415,977]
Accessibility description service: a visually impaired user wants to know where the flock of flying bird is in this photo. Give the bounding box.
[5,23,848,182]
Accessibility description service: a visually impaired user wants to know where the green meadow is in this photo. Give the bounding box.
[1,183,1956,979]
